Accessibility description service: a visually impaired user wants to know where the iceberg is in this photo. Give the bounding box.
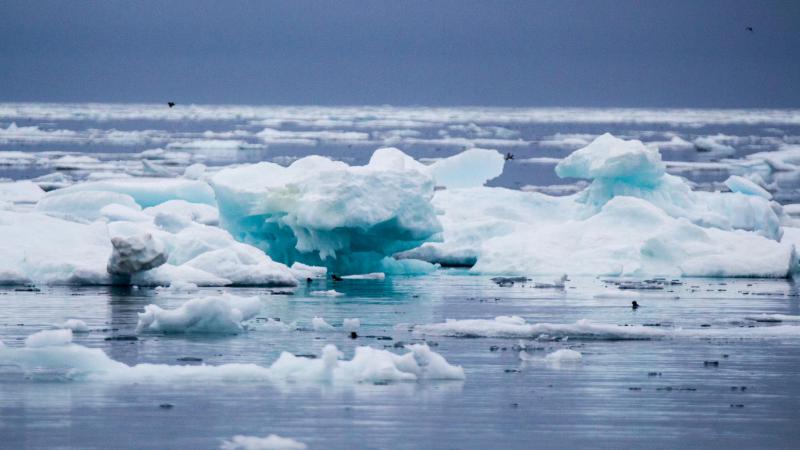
[211,149,444,274]
[0,184,297,287]
[402,133,797,277]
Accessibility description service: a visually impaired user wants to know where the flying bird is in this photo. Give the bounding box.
[745,26,754,33]
[167,102,176,108]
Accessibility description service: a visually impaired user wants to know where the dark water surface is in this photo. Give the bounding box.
[1,274,799,449]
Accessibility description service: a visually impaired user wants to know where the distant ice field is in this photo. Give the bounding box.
[1,103,799,202]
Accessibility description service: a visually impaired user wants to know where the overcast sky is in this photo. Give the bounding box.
[1,0,798,107]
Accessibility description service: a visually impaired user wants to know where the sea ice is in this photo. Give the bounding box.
[136,295,262,334]
[211,150,443,273]
[107,233,168,276]
[311,316,335,331]
[220,434,307,450]
[402,133,797,277]
[0,331,465,384]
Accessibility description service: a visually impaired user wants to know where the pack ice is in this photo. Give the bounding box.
[401,133,798,277]
[0,134,797,283]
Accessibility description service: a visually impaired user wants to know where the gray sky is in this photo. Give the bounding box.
[1,0,798,107]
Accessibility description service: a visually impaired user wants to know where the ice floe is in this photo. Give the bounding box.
[0,330,465,383]
[401,133,797,277]
[413,316,800,340]
[220,434,307,450]
[136,295,262,334]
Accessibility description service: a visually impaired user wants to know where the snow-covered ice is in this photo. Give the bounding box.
[0,330,465,384]
[220,434,307,450]
[136,295,262,334]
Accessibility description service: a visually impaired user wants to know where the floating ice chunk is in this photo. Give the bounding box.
[181,247,298,287]
[0,336,463,384]
[556,133,665,184]
[473,196,794,277]
[341,272,385,280]
[32,172,73,191]
[0,150,38,165]
[724,175,772,200]
[533,274,567,288]
[25,329,73,348]
[211,149,441,273]
[37,190,142,223]
[155,280,199,294]
[414,317,664,340]
[220,434,307,450]
[289,262,327,279]
[57,319,89,333]
[693,135,736,155]
[310,290,343,297]
[269,343,465,383]
[0,210,112,285]
[136,295,262,334]
[416,317,800,340]
[343,318,361,331]
[49,178,216,207]
[544,349,583,364]
[311,316,335,331]
[745,145,800,172]
[249,318,297,332]
[107,233,168,276]
[0,180,45,204]
[426,148,505,188]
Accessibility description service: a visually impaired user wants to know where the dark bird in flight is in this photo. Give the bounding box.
[504,152,514,161]
[745,26,754,33]
[631,300,640,310]
[167,102,176,108]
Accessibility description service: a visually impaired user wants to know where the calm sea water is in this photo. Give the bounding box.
[1,274,799,449]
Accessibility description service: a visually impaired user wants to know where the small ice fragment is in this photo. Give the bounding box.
[544,349,583,364]
[343,318,361,331]
[58,319,89,333]
[310,290,344,297]
[25,329,73,348]
[220,434,307,450]
[341,272,385,280]
[312,316,335,332]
